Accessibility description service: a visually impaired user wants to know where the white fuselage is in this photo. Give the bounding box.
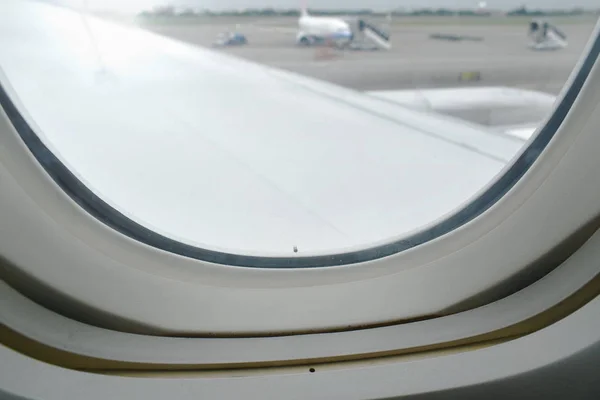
[297,14,353,44]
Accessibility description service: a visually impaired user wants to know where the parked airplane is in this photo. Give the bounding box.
[297,7,392,50]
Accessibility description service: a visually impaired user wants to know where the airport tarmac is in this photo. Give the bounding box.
[139,16,598,95]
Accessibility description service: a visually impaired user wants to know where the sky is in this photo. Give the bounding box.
[46,0,599,13]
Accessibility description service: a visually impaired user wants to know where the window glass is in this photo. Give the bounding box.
[0,0,597,262]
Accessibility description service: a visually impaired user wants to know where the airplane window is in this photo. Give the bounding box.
[0,0,598,267]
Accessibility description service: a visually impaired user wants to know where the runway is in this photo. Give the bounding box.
[139,16,597,95]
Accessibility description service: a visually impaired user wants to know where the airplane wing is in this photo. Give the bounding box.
[0,0,540,256]
[367,86,556,141]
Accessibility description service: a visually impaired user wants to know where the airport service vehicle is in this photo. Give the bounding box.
[528,19,568,50]
[2,1,600,399]
[213,32,248,47]
[297,7,391,50]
